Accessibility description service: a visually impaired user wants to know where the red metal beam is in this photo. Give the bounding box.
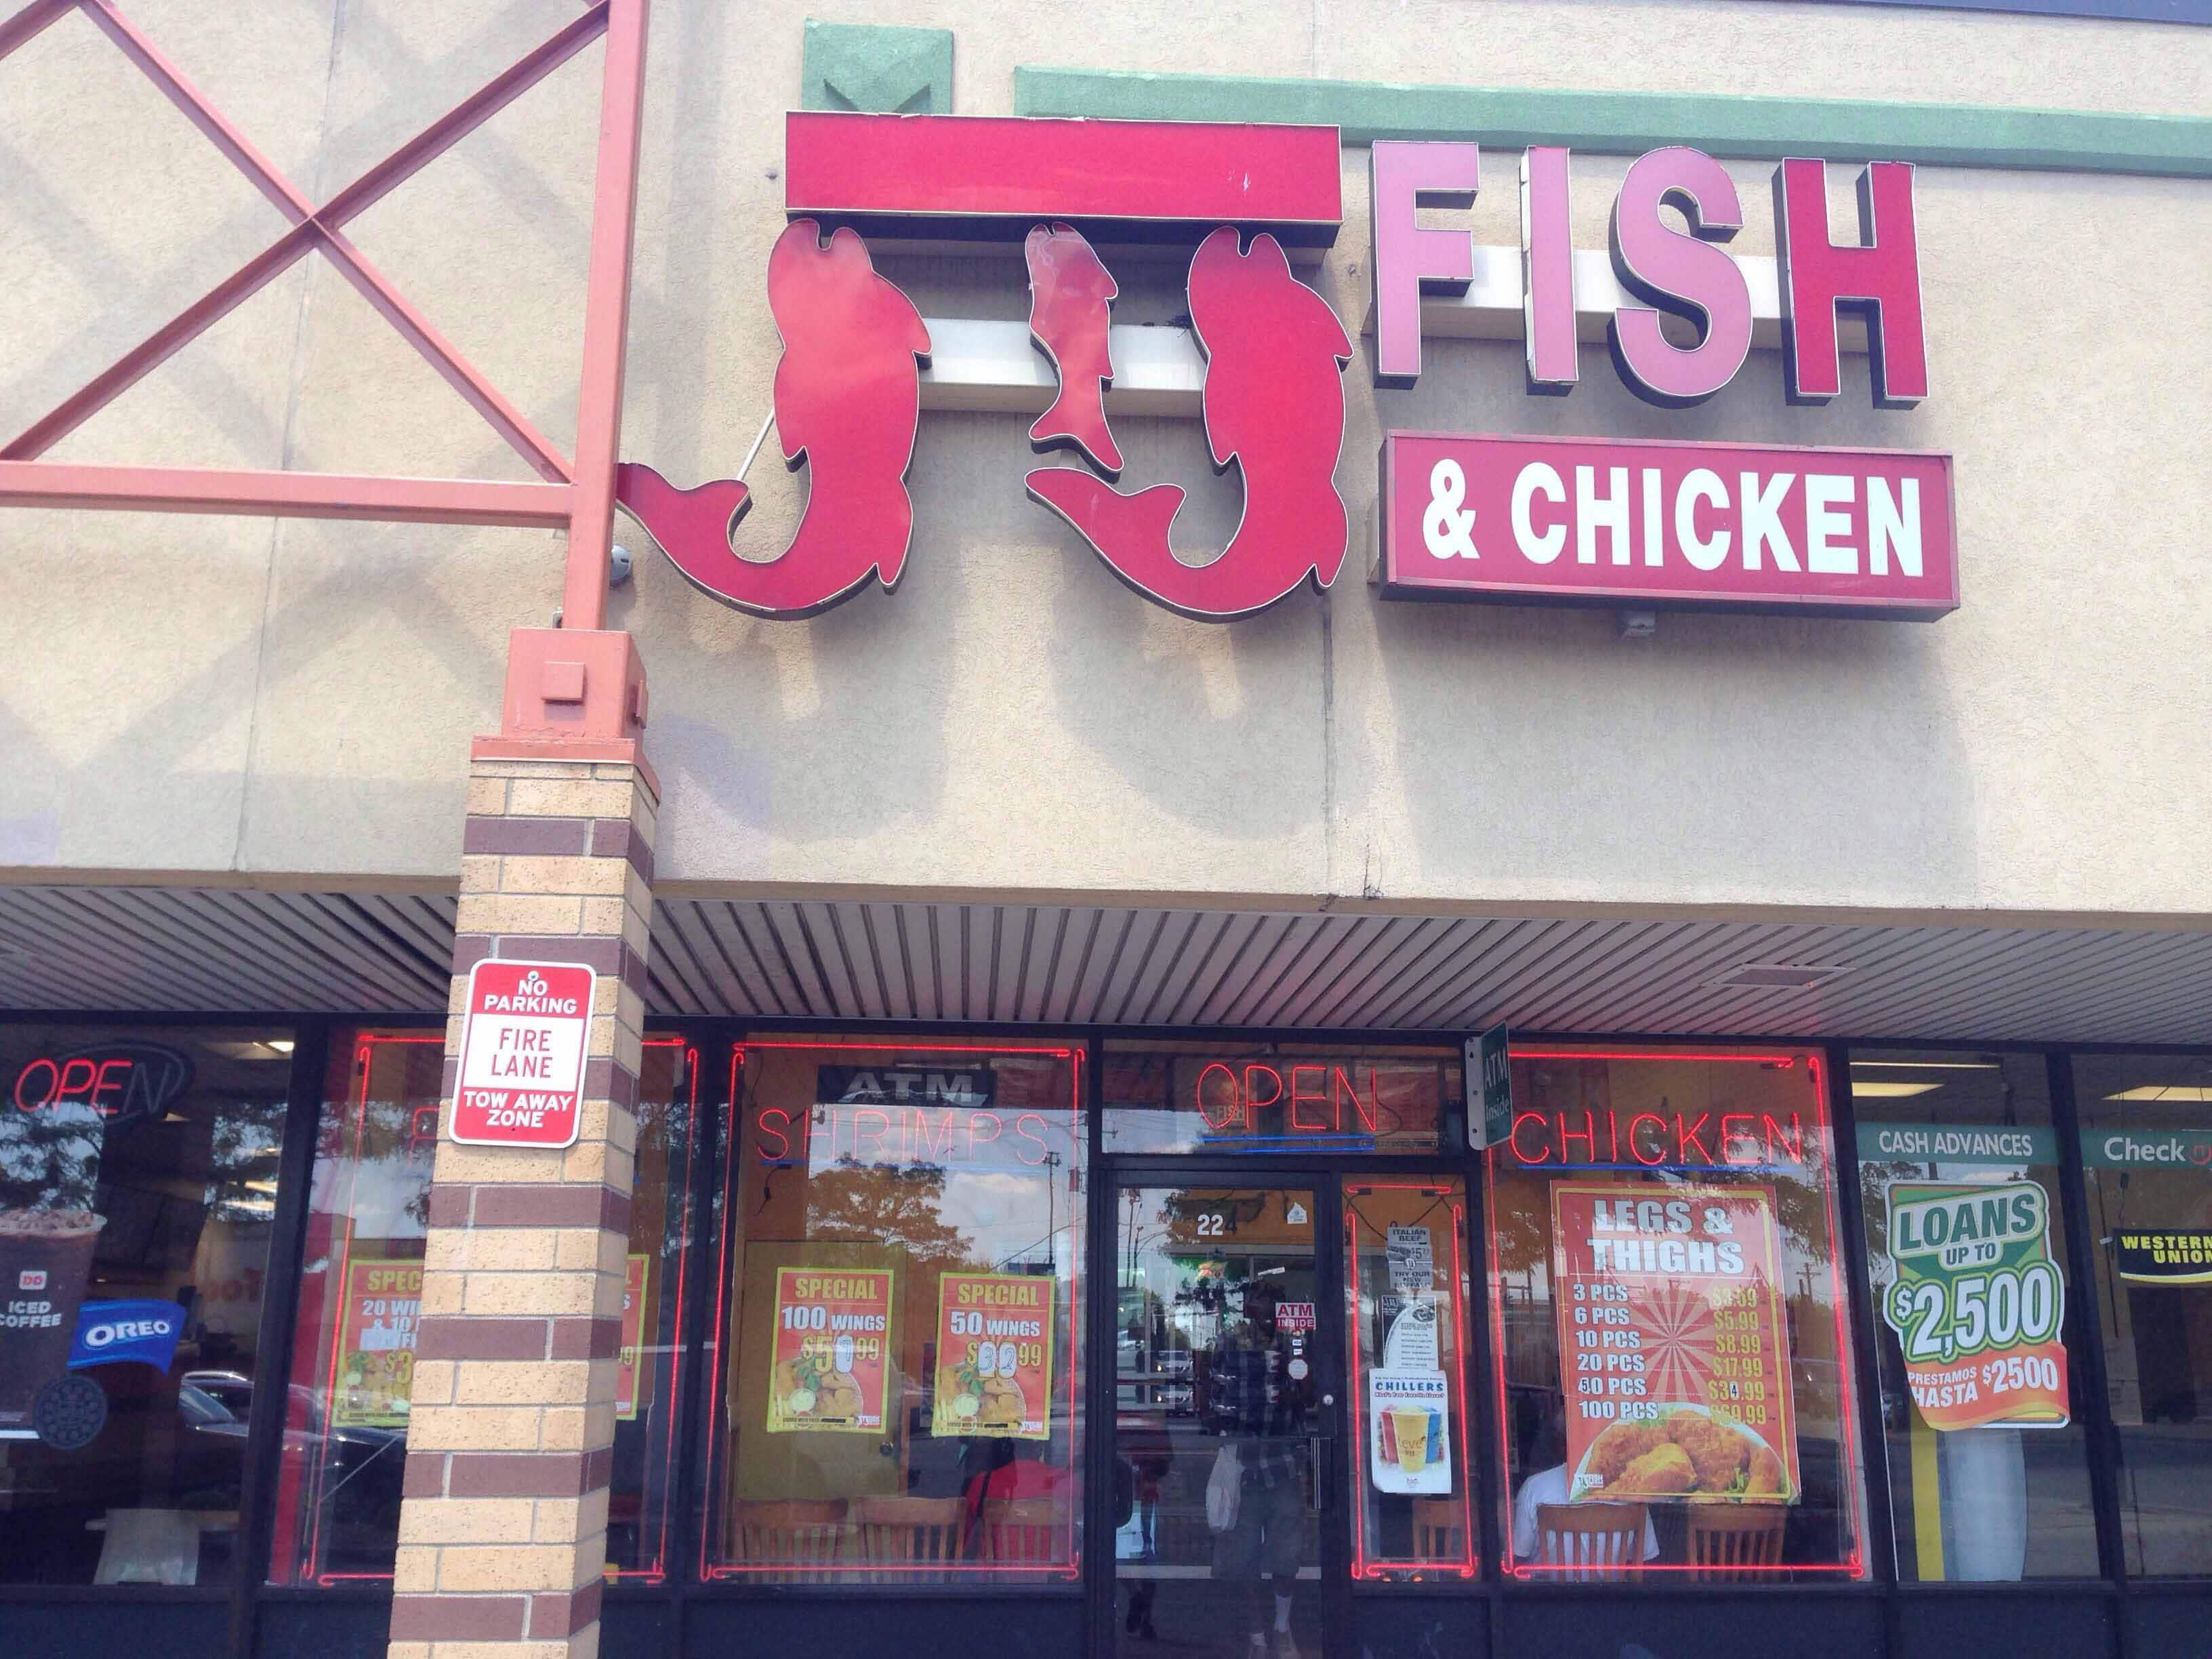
[1,1,605,482]
[0,0,77,65]
[564,0,650,632]
[0,0,652,644]
[0,460,572,527]
[1,225,319,462]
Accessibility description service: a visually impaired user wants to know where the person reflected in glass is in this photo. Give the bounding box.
[1209,1279,1310,1659]
[1511,1406,1659,1567]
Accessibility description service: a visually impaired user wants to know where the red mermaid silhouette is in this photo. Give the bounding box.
[1024,222,1124,478]
[1025,228,1351,621]
[615,220,930,618]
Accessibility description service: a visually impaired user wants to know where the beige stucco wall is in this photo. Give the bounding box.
[1,0,2207,921]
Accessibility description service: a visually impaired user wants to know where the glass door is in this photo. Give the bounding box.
[1107,1180,1348,1659]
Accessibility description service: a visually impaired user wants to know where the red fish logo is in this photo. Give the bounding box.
[615,220,930,618]
[1025,228,1352,621]
[1024,222,1123,478]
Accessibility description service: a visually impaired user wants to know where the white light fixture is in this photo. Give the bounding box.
[2106,1085,2212,1103]
[1851,1060,2001,1071]
[266,1040,295,1054]
[244,1179,280,1193]
[1852,1081,1943,1099]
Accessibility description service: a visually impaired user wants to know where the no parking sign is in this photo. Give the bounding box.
[451,960,596,1149]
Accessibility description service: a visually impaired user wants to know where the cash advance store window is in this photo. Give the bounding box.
[0,1025,293,1589]
[705,1038,1085,1584]
[1490,1046,1866,1580]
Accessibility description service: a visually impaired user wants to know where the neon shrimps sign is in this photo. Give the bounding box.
[617,111,1942,626]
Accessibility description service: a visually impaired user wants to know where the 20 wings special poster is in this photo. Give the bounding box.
[1551,1183,1799,1504]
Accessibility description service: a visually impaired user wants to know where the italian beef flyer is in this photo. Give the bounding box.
[765,1266,893,1434]
[1881,1181,2070,1430]
[933,1271,1052,1439]
[1551,1183,1799,1504]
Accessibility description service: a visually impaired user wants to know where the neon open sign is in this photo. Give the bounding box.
[1192,1062,1419,1139]
[10,1042,193,1124]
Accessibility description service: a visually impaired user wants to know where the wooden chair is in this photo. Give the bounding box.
[1687,1503,1786,1581]
[850,1495,966,1578]
[1534,1501,1647,1581]
[980,1496,1065,1565]
[731,1498,848,1579]
[1411,1497,1468,1565]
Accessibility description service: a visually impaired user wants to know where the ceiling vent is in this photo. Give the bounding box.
[1710,962,1849,990]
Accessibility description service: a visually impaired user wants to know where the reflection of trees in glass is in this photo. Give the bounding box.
[0,1102,104,1212]
[208,1098,289,1219]
[806,1159,979,1273]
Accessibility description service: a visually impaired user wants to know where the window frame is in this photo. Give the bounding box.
[4,1010,2211,1657]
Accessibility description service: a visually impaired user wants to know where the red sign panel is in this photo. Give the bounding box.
[1551,1182,1799,1507]
[1378,432,1956,619]
[450,960,596,1149]
[783,112,1343,245]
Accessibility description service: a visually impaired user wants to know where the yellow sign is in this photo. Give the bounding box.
[931,1271,1052,1439]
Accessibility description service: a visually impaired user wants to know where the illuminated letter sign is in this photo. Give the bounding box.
[614,113,1938,630]
[1774,158,1927,409]
[1378,432,1956,619]
[11,1041,193,1130]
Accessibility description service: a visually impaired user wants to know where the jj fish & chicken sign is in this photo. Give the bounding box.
[618,112,1952,630]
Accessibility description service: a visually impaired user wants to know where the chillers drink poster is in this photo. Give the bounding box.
[765,1267,893,1434]
[1552,1183,1799,1504]
[1881,1181,2069,1431]
[932,1272,1052,1440]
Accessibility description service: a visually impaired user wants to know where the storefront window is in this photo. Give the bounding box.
[1345,1177,1474,1582]
[2072,1052,2212,1577]
[0,1023,293,1587]
[1103,1042,1457,1155]
[704,1037,1085,1583]
[1488,1045,1865,1579]
[1852,1050,2097,1580]
[269,1028,697,1584]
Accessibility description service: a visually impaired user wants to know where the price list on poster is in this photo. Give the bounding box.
[1552,1183,1799,1504]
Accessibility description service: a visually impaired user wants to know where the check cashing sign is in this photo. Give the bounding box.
[1881,1181,2069,1430]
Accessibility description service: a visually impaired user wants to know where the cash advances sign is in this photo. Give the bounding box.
[1881,1181,2069,1431]
[617,112,1950,627]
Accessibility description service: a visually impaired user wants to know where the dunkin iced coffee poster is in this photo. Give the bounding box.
[1551,1182,1799,1504]
[765,1266,893,1434]
[0,1094,106,1435]
[933,1271,1051,1440]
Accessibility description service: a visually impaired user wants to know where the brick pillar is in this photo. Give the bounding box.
[390,752,656,1659]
